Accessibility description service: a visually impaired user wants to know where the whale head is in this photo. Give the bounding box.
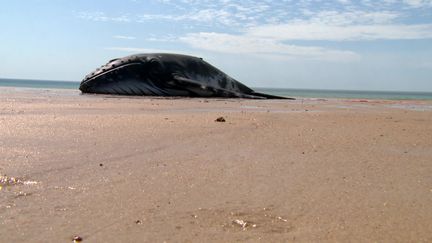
[79,55,166,94]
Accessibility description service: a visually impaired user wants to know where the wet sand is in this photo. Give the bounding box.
[1,87,432,242]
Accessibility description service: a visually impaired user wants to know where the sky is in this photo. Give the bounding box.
[1,0,432,91]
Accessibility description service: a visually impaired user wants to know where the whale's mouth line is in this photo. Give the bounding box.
[81,62,144,85]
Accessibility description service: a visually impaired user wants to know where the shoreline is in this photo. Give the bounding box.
[1,83,432,101]
[1,87,432,242]
[1,86,432,102]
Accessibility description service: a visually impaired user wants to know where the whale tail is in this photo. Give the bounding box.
[249,92,295,100]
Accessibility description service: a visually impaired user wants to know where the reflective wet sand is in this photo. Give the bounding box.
[1,87,432,242]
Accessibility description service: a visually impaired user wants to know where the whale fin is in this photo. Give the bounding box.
[172,75,208,87]
[172,75,265,99]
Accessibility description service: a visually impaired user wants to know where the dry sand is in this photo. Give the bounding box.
[1,87,432,242]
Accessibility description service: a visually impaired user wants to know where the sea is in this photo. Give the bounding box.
[1,78,431,100]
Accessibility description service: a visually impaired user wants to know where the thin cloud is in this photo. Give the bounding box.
[180,32,360,61]
[403,0,432,8]
[247,23,432,41]
[78,1,432,28]
[419,61,432,69]
[105,47,198,56]
[84,1,432,62]
[144,35,177,42]
[78,12,131,22]
[243,9,432,41]
[137,8,254,26]
[113,35,136,40]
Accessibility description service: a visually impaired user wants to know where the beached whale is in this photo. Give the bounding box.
[80,53,292,99]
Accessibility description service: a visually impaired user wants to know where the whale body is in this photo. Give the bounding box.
[80,53,292,99]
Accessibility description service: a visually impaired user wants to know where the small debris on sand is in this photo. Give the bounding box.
[0,175,37,187]
[215,117,226,122]
[73,236,83,242]
[0,175,21,186]
[232,219,256,230]
[23,181,38,185]
[277,216,288,222]
[15,191,32,198]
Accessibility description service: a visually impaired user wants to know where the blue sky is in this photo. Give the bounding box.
[1,0,432,91]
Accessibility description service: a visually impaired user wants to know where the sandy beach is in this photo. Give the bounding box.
[1,87,431,242]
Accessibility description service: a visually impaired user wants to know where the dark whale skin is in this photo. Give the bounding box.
[80,53,292,99]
